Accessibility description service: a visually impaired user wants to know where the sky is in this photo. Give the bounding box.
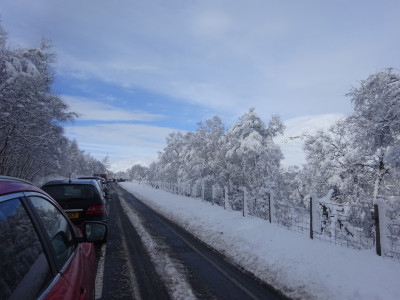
[1,0,399,171]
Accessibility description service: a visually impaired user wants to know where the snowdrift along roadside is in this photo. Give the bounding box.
[120,182,400,300]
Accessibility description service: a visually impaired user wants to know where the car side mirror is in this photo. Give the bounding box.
[82,221,108,243]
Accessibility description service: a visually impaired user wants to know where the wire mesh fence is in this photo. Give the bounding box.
[150,181,399,260]
[313,205,374,250]
[387,222,400,259]
[274,203,311,234]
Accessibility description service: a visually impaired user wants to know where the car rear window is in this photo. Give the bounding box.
[43,185,97,200]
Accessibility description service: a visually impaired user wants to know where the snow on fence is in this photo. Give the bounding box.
[150,181,400,260]
[314,201,374,250]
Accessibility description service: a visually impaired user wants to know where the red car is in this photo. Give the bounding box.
[0,176,107,300]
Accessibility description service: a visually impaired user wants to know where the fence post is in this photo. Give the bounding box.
[211,185,215,205]
[242,189,246,217]
[224,186,227,210]
[201,181,205,202]
[242,188,245,217]
[268,192,272,223]
[310,197,314,240]
[374,204,382,256]
[243,187,248,217]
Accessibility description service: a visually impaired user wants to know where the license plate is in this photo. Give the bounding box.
[67,212,79,219]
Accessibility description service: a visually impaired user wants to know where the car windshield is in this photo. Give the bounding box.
[43,185,96,200]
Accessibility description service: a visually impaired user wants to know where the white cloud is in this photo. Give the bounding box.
[2,0,393,120]
[64,123,179,167]
[192,10,232,37]
[2,0,399,166]
[63,95,164,121]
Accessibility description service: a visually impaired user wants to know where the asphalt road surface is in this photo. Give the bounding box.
[95,183,286,300]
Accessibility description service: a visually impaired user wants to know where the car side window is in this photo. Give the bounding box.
[29,196,76,269]
[0,198,52,300]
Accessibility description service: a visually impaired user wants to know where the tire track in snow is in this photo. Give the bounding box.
[117,210,142,300]
[95,243,106,299]
[118,193,197,300]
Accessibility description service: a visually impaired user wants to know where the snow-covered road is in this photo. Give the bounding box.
[120,181,400,300]
[114,183,280,299]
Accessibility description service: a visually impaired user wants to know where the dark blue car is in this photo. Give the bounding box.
[42,179,109,226]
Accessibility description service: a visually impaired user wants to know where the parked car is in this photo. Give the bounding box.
[77,176,110,198]
[0,176,107,300]
[42,179,109,226]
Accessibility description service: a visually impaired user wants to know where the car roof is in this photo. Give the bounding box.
[42,179,99,186]
[0,176,49,197]
[42,180,104,197]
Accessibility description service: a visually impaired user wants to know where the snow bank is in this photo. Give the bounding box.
[120,182,400,300]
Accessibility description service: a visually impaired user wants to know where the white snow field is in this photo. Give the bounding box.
[120,181,400,300]
[275,113,345,169]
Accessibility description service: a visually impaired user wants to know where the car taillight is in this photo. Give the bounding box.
[86,204,104,215]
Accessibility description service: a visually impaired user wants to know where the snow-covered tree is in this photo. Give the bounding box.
[187,116,225,184]
[101,154,111,170]
[147,162,159,183]
[157,131,185,183]
[301,69,400,244]
[302,122,361,202]
[0,36,74,180]
[128,164,148,182]
[0,23,103,181]
[304,69,400,205]
[345,69,400,202]
[156,116,225,189]
[221,108,284,213]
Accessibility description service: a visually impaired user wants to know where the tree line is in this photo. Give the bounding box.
[0,24,106,183]
[127,69,400,225]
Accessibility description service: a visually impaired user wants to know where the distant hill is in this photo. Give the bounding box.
[275,113,345,169]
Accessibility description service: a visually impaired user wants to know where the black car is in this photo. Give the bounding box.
[78,176,110,198]
[42,179,109,226]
